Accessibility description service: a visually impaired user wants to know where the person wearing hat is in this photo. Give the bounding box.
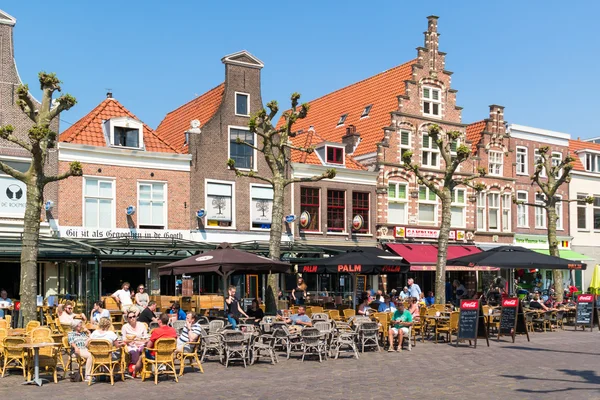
[67,319,93,381]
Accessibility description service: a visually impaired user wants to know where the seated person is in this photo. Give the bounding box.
[67,319,93,382]
[90,301,110,324]
[0,289,13,318]
[277,305,312,327]
[399,287,410,300]
[388,302,412,352]
[59,300,87,325]
[169,302,186,321]
[378,295,397,313]
[418,293,427,307]
[408,297,420,319]
[176,312,204,353]
[122,310,147,376]
[134,314,177,374]
[138,301,158,324]
[246,299,265,324]
[529,294,552,311]
[424,291,435,307]
[357,296,372,316]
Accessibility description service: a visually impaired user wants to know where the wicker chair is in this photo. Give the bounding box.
[30,327,52,341]
[436,312,459,343]
[176,336,204,376]
[62,335,81,376]
[25,320,41,334]
[171,320,186,336]
[222,331,247,368]
[411,316,425,345]
[551,310,565,330]
[87,339,123,385]
[208,320,224,334]
[311,313,329,322]
[250,334,278,365]
[300,327,327,362]
[200,330,223,363]
[28,337,59,383]
[272,325,301,360]
[2,336,27,378]
[141,338,178,384]
[314,321,333,355]
[525,312,535,333]
[327,310,342,321]
[342,309,355,321]
[0,328,6,359]
[0,319,9,329]
[331,330,359,359]
[357,322,380,352]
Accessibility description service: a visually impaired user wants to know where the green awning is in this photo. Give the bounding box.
[534,249,594,261]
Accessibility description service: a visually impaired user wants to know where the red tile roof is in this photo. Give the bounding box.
[568,139,600,171]
[155,83,225,151]
[59,98,177,153]
[277,60,416,157]
[290,129,365,170]
[466,120,486,154]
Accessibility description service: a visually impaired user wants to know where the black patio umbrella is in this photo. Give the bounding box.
[298,247,408,308]
[447,246,587,270]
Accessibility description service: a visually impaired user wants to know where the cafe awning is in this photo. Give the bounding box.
[385,243,498,271]
[533,249,594,262]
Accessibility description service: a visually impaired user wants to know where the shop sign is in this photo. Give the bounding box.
[394,227,459,240]
[337,264,362,272]
[352,215,364,231]
[299,211,311,228]
[0,176,26,217]
[55,226,191,240]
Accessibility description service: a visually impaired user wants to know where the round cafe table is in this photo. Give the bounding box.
[17,342,57,386]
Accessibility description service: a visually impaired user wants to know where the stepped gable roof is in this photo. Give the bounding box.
[59,97,177,153]
[155,83,225,151]
[277,60,416,157]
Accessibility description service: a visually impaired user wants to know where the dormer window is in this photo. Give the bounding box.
[326,146,344,164]
[361,105,372,118]
[584,153,600,172]
[337,114,348,126]
[422,86,441,117]
[104,117,144,150]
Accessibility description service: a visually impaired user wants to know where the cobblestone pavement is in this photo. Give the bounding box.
[1,329,599,400]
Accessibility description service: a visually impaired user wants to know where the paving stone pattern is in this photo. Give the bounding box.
[1,329,599,400]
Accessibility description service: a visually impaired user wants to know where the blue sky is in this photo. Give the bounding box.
[5,1,598,138]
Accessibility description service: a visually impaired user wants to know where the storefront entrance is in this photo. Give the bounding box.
[100,264,147,296]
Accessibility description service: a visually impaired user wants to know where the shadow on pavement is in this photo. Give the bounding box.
[500,369,600,395]
[503,345,600,357]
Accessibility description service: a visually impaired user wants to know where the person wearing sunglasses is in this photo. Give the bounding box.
[59,300,87,325]
[134,284,149,311]
[122,311,147,377]
[169,302,186,321]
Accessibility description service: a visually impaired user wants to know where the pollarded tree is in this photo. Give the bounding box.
[0,73,82,323]
[227,93,336,313]
[515,146,590,302]
[401,124,486,304]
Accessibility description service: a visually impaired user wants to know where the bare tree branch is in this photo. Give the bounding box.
[0,125,33,152]
[48,94,76,121]
[16,84,37,121]
[0,160,27,181]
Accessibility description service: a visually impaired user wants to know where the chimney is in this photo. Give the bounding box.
[342,124,360,154]
[106,91,113,99]
[488,105,505,134]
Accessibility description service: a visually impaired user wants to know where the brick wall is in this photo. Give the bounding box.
[57,161,189,230]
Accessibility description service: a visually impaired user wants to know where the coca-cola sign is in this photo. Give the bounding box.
[578,294,594,303]
[502,298,519,308]
[461,300,479,310]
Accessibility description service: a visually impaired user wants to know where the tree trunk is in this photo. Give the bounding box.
[546,203,563,302]
[266,177,285,314]
[435,189,452,305]
[20,176,43,324]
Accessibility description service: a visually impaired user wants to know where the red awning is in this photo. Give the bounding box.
[386,243,498,271]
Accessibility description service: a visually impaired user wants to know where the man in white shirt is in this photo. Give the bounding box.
[407,278,421,300]
[111,282,133,312]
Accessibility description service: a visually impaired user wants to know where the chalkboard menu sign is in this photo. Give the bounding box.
[356,275,367,292]
[595,295,600,331]
[499,298,518,340]
[576,294,594,330]
[456,299,488,348]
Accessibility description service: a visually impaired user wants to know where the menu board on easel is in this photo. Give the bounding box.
[576,294,595,331]
[498,298,530,343]
[356,275,367,293]
[456,299,489,348]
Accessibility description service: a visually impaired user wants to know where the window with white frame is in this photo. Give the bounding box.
[450,188,466,228]
[84,178,114,229]
[516,191,528,227]
[206,181,234,228]
[488,193,500,231]
[488,151,503,176]
[577,194,588,230]
[594,196,600,230]
[229,127,255,170]
[534,149,546,177]
[476,191,486,231]
[105,117,143,149]
[502,193,511,232]
[535,193,546,229]
[388,182,408,224]
[551,152,562,178]
[555,195,563,230]
[516,147,528,175]
[422,86,441,117]
[138,182,166,229]
[422,134,439,167]
[399,130,411,160]
[250,185,273,230]
[418,185,437,225]
[235,93,249,116]
[584,153,600,172]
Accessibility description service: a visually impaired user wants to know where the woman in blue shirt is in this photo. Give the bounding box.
[169,302,186,320]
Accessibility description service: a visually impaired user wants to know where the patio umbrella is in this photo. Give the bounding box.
[298,247,408,308]
[158,243,291,309]
[447,246,587,270]
[589,264,600,295]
